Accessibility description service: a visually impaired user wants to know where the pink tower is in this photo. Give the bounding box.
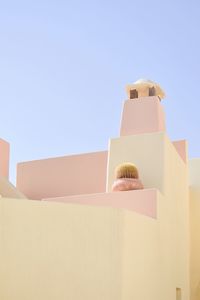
[120,79,166,136]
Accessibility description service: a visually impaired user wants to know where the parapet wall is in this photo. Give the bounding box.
[17,151,107,200]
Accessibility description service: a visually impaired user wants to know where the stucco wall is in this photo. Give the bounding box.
[189,159,200,300]
[0,197,161,300]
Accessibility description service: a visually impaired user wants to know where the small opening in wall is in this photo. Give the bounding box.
[176,288,182,300]
[149,86,156,96]
[130,89,138,99]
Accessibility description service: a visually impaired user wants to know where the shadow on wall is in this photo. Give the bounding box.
[195,282,200,300]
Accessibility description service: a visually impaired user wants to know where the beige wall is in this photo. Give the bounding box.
[0,132,190,300]
[0,196,163,300]
[190,188,200,300]
[121,207,162,300]
[189,159,200,300]
[161,135,189,300]
[107,132,190,299]
[107,132,165,193]
[0,198,123,300]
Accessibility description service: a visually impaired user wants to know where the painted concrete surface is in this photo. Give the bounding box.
[43,188,158,218]
[107,132,166,193]
[189,158,200,300]
[0,138,9,178]
[0,82,198,300]
[17,151,107,200]
[120,97,165,136]
[0,176,26,199]
[0,129,190,300]
[190,187,200,300]
[0,197,161,300]
[172,140,188,163]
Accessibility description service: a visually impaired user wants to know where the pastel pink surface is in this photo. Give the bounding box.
[42,188,158,218]
[112,178,144,191]
[0,139,10,178]
[120,97,165,136]
[17,151,107,200]
[172,140,187,163]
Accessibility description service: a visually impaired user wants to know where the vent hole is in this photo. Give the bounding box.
[149,86,156,96]
[130,89,138,99]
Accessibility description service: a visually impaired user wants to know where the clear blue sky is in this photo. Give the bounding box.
[0,0,200,183]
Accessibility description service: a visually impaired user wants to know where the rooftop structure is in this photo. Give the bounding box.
[0,80,200,300]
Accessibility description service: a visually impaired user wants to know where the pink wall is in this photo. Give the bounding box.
[120,97,165,136]
[17,151,108,200]
[0,139,10,178]
[16,141,186,201]
[42,188,158,218]
[172,140,187,163]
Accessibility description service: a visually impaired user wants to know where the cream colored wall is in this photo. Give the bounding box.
[0,196,163,300]
[107,132,190,299]
[0,133,190,300]
[106,132,165,193]
[189,159,200,188]
[121,192,162,300]
[190,188,200,300]
[161,135,189,300]
[189,158,200,300]
[0,198,123,300]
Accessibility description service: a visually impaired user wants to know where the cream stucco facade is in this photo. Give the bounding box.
[0,83,199,299]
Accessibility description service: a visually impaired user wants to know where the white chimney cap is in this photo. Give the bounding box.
[126,79,165,100]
